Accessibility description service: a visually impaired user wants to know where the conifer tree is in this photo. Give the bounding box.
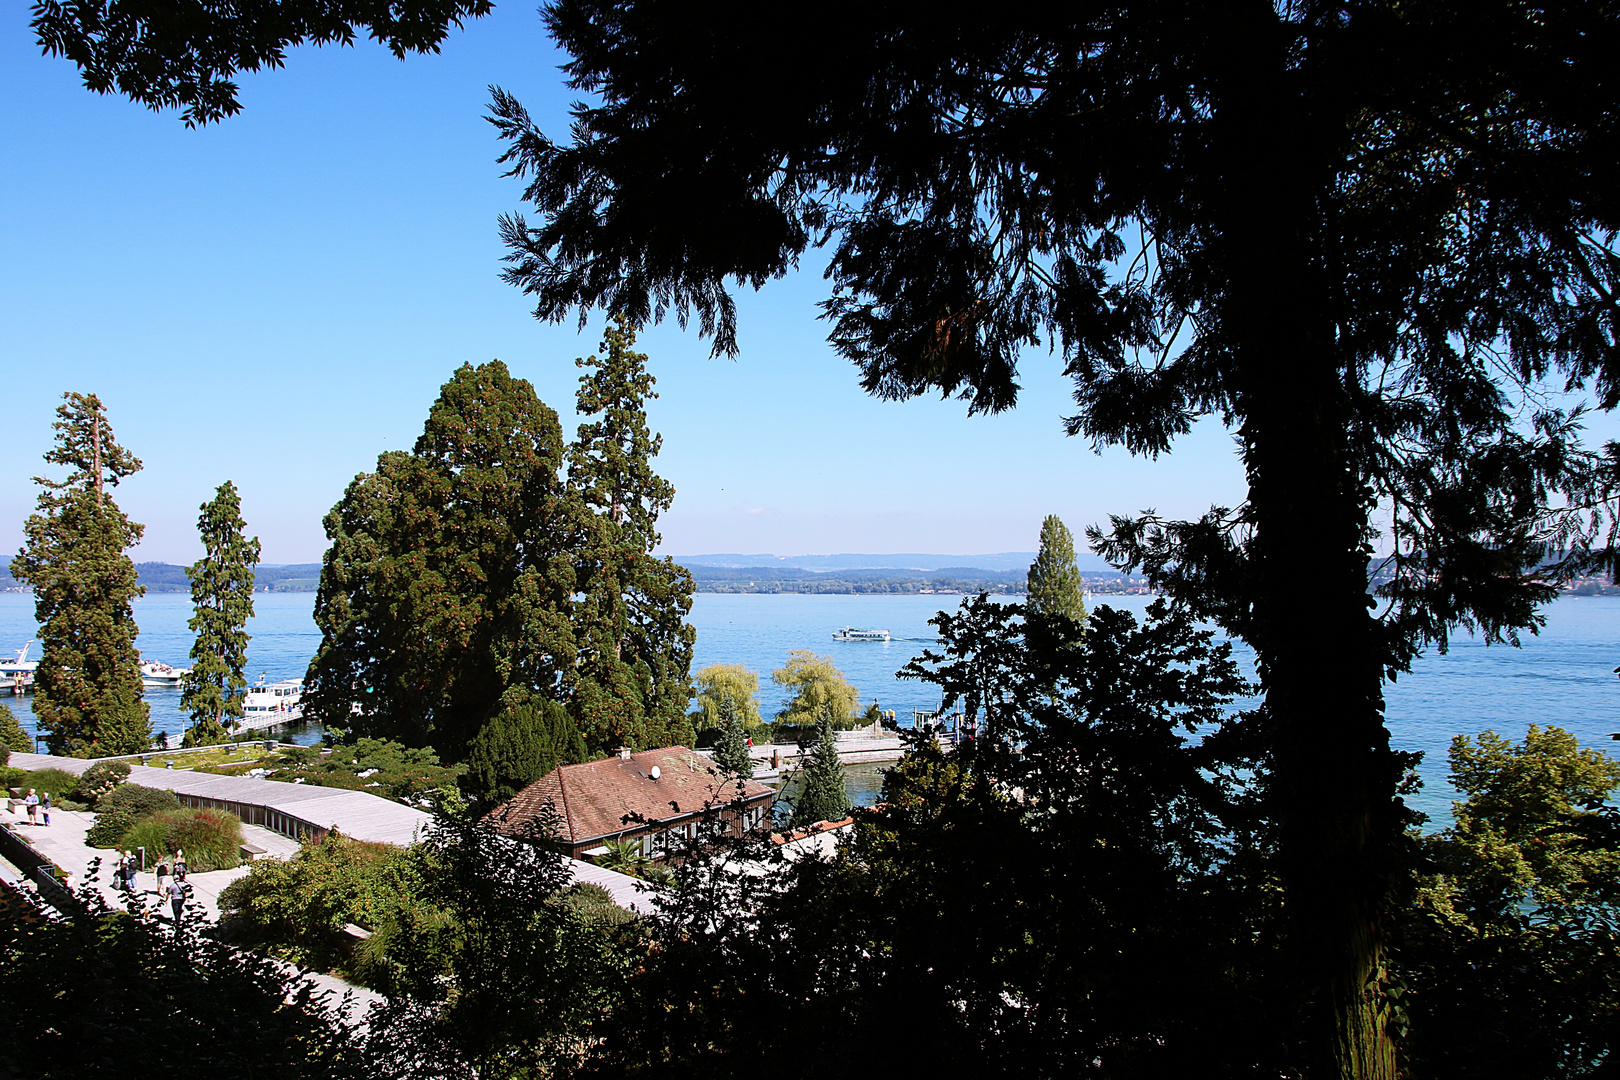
[711,692,753,779]
[465,697,588,804]
[1027,515,1086,624]
[181,481,261,747]
[304,361,579,760]
[568,315,697,751]
[792,705,849,827]
[0,705,31,754]
[10,392,149,755]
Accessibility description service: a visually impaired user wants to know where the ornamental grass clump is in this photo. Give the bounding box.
[122,809,242,871]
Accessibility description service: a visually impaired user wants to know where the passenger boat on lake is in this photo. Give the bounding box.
[832,626,892,642]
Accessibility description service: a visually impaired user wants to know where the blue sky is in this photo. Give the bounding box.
[0,5,1253,565]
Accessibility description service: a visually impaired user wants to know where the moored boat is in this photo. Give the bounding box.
[139,659,191,688]
[236,674,304,729]
[1,642,38,694]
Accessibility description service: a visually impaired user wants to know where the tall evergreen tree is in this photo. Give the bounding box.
[464,696,588,804]
[304,361,580,759]
[711,692,753,779]
[792,705,849,827]
[1027,515,1086,624]
[567,315,697,751]
[488,10,1620,1073]
[180,481,261,747]
[10,392,149,756]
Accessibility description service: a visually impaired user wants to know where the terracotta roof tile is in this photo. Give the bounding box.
[487,747,772,845]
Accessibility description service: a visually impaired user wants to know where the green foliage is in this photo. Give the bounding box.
[96,782,181,817]
[303,360,578,760]
[181,481,260,747]
[220,832,442,990]
[567,316,697,752]
[254,738,466,809]
[34,0,493,127]
[122,808,242,872]
[791,706,849,827]
[1027,514,1086,623]
[0,705,30,753]
[78,759,131,802]
[1395,726,1620,1079]
[17,767,84,806]
[597,836,652,878]
[772,650,860,728]
[85,807,136,848]
[711,692,753,779]
[10,392,150,755]
[0,863,366,1079]
[465,696,587,804]
[690,663,764,729]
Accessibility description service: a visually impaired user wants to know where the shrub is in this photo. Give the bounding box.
[20,768,84,806]
[0,766,25,789]
[0,704,31,753]
[79,759,132,802]
[123,809,242,871]
[97,783,180,816]
[86,807,137,848]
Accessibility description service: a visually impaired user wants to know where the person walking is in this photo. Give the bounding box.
[166,875,186,925]
[40,791,50,826]
[154,857,171,900]
[23,789,38,825]
[173,849,187,883]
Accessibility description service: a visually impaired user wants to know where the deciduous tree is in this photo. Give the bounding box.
[772,651,859,729]
[10,392,149,756]
[690,663,764,731]
[181,481,261,747]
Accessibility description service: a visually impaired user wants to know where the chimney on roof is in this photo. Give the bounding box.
[618,746,632,760]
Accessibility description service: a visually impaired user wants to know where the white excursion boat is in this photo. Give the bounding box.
[1,642,38,694]
[235,674,305,731]
[139,659,191,688]
[832,626,892,642]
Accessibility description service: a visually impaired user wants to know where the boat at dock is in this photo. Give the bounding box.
[832,626,891,642]
[1,642,38,694]
[234,675,304,731]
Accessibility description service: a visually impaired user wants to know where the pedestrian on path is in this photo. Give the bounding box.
[154,858,171,899]
[166,877,185,925]
[173,849,187,883]
[24,789,38,825]
[40,791,50,826]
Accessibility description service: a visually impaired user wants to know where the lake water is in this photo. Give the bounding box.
[4,590,1618,822]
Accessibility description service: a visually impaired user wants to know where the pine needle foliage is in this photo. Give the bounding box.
[181,481,260,747]
[0,705,31,754]
[1027,515,1086,624]
[792,705,849,827]
[711,692,753,779]
[10,392,149,755]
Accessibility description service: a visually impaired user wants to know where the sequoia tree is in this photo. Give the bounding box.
[11,392,150,756]
[181,481,261,747]
[303,361,580,759]
[566,315,697,750]
[487,6,1620,1077]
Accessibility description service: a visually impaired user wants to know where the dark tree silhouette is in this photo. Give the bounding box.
[487,7,1620,1074]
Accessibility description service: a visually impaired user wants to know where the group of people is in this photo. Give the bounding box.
[114,847,190,924]
[20,788,50,826]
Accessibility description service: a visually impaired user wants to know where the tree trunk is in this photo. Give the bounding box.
[1215,11,1400,1078]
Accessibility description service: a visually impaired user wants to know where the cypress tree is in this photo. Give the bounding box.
[568,315,697,751]
[792,705,849,827]
[10,392,149,756]
[180,482,261,747]
[711,692,753,779]
[1027,515,1086,624]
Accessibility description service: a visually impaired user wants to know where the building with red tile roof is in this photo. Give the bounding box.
[485,746,775,860]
